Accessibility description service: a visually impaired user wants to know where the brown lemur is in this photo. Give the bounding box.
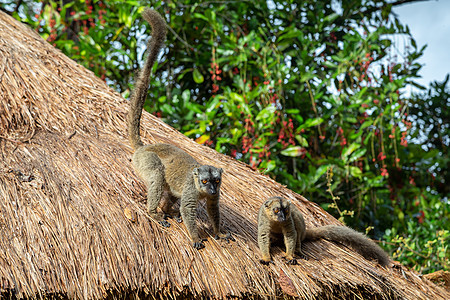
[127,8,233,249]
[258,197,390,266]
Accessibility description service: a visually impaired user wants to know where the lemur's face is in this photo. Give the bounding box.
[193,166,223,196]
[264,197,291,222]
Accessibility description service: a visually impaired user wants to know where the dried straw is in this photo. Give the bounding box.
[0,11,448,299]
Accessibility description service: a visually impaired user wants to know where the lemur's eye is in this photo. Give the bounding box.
[273,208,279,214]
[215,179,220,183]
[202,179,208,184]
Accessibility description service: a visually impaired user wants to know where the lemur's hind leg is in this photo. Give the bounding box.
[161,193,182,223]
[132,149,170,227]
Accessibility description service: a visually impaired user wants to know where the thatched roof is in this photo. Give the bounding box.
[0,11,448,300]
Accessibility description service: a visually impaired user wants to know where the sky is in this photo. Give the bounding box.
[393,0,450,90]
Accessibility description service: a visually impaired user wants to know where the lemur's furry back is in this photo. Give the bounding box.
[128,8,167,150]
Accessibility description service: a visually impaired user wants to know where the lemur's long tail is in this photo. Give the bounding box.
[128,8,167,150]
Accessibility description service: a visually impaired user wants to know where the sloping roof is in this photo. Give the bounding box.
[0,11,448,299]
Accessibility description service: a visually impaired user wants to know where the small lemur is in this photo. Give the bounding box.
[258,197,390,266]
[127,8,232,249]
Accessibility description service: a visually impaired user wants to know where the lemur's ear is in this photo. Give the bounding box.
[264,199,273,208]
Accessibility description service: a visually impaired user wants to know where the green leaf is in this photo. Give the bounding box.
[323,61,338,69]
[185,102,203,114]
[342,143,360,162]
[301,117,324,129]
[229,92,244,103]
[193,13,209,22]
[348,148,367,163]
[184,128,203,137]
[360,120,373,130]
[216,49,234,56]
[277,28,303,42]
[182,89,190,103]
[324,13,340,23]
[281,146,306,157]
[263,160,276,173]
[344,116,358,123]
[177,69,191,81]
[230,128,243,143]
[205,9,216,23]
[295,135,309,147]
[312,165,329,184]
[193,68,204,84]
[256,105,276,121]
[349,166,362,178]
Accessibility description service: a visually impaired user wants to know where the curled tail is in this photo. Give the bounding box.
[128,8,167,150]
[305,225,390,266]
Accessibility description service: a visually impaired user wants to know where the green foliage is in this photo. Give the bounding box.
[381,75,450,273]
[383,195,448,273]
[3,0,448,272]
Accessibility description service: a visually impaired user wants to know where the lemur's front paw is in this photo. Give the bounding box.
[158,220,171,228]
[259,259,274,265]
[297,252,308,260]
[285,258,298,265]
[214,232,235,243]
[192,241,205,250]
